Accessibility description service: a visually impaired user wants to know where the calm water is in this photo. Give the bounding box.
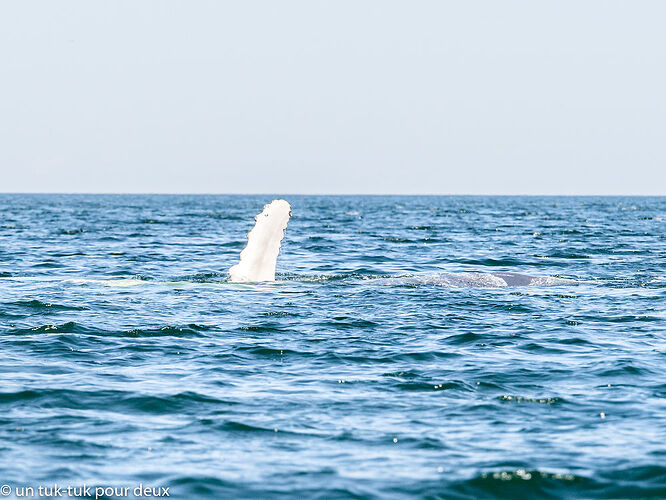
[1,194,665,499]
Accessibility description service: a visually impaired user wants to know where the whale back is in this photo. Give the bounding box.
[228,200,291,282]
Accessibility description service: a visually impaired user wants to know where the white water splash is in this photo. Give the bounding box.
[228,199,291,282]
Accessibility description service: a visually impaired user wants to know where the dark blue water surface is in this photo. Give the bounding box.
[1,194,665,499]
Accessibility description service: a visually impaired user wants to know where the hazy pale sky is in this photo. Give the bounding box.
[1,1,665,195]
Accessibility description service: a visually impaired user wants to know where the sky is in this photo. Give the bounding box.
[1,1,665,195]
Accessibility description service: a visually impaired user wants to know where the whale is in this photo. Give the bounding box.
[227,200,577,287]
[228,199,292,282]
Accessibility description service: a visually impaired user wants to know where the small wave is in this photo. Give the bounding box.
[238,324,286,334]
[498,395,562,405]
[214,421,288,434]
[125,391,228,413]
[219,240,244,248]
[445,469,590,498]
[166,477,248,499]
[5,322,209,338]
[381,236,415,243]
[0,389,230,414]
[58,228,87,235]
[382,370,421,379]
[206,213,244,220]
[139,218,167,224]
[260,311,300,317]
[594,360,646,377]
[547,251,590,259]
[123,325,209,337]
[4,299,88,311]
[445,331,485,344]
[397,380,475,392]
[0,389,42,404]
[31,260,63,269]
[443,466,666,499]
[392,350,460,361]
[7,322,95,335]
[453,257,529,267]
[235,346,307,357]
[607,314,661,323]
[324,317,379,329]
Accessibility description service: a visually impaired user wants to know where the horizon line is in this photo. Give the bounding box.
[0,192,664,197]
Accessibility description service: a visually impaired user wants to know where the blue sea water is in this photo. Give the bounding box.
[0,194,665,499]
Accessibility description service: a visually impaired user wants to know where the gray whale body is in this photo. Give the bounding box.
[491,272,535,286]
[378,272,576,287]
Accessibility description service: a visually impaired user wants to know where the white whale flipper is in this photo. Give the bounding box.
[228,200,291,282]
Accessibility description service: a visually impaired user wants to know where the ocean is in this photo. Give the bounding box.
[1,194,664,499]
